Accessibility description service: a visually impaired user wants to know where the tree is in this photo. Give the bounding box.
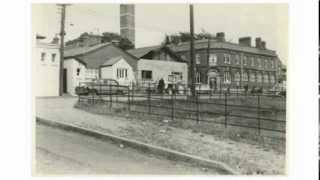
[164,31,216,45]
[101,32,134,50]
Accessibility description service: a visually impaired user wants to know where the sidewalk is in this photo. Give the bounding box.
[35,97,285,175]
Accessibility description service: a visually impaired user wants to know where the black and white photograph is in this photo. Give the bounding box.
[31,3,289,175]
[3,0,320,179]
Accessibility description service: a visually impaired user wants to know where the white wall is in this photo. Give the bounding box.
[101,58,136,86]
[64,59,91,96]
[33,43,60,97]
[100,66,113,79]
[137,59,188,86]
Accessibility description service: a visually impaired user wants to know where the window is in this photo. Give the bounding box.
[264,59,268,69]
[208,53,217,66]
[172,72,183,81]
[40,52,46,61]
[264,74,269,83]
[242,72,249,81]
[141,70,152,80]
[51,53,56,62]
[250,57,255,66]
[117,68,128,79]
[235,55,240,65]
[196,72,201,83]
[256,58,261,68]
[270,75,275,83]
[250,73,256,82]
[224,71,231,83]
[224,54,231,64]
[243,56,247,66]
[257,73,262,83]
[234,72,240,82]
[196,54,201,64]
[76,68,80,76]
[270,60,274,68]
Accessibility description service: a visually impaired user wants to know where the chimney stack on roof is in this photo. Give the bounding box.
[216,32,225,42]
[255,37,267,49]
[255,37,262,48]
[239,37,251,47]
[261,41,266,49]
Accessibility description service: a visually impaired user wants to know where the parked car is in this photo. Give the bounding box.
[75,79,128,96]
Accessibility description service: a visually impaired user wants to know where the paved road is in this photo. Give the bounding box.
[35,123,219,175]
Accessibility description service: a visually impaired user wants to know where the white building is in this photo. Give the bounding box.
[137,59,188,89]
[128,45,188,89]
[32,35,60,97]
[64,43,138,95]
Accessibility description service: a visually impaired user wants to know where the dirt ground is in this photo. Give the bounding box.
[74,100,286,174]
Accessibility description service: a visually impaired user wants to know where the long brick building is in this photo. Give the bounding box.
[168,32,281,91]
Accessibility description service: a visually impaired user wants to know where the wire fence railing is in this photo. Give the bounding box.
[77,82,286,138]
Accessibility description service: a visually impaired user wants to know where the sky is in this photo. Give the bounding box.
[32,3,288,64]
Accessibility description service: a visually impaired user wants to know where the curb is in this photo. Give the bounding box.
[36,117,238,175]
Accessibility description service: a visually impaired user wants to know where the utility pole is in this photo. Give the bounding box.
[57,4,70,96]
[189,4,196,97]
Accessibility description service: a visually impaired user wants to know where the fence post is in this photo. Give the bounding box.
[127,86,130,111]
[109,84,112,109]
[219,83,222,99]
[257,94,261,135]
[196,92,200,124]
[224,92,227,128]
[92,83,95,104]
[148,82,151,114]
[116,85,119,103]
[171,89,174,121]
[132,83,134,103]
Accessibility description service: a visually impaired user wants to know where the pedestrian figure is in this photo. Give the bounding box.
[158,78,165,94]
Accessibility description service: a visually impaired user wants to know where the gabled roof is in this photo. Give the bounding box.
[64,43,139,70]
[101,56,123,67]
[64,43,111,58]
[168,40,277,57]
[127,45,161,58]
[127,44,186,63]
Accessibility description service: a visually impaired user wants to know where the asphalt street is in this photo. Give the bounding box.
[35,123,219,175]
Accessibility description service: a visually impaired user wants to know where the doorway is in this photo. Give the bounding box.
[63,68,67,93]
[207,70,220,91]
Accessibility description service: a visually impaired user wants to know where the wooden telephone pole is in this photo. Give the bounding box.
[189,4,196,97]
[57,4,70,96]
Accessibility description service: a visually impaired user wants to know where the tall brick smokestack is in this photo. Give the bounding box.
[120,4,135,48]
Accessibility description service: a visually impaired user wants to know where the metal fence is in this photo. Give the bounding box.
[78,83,286,138]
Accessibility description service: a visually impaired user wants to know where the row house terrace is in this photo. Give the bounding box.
[169,33,280,91]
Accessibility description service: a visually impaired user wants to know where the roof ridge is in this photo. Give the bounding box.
[64,42,111,57]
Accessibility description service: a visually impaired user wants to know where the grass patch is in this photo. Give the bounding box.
[74,98,286,153]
